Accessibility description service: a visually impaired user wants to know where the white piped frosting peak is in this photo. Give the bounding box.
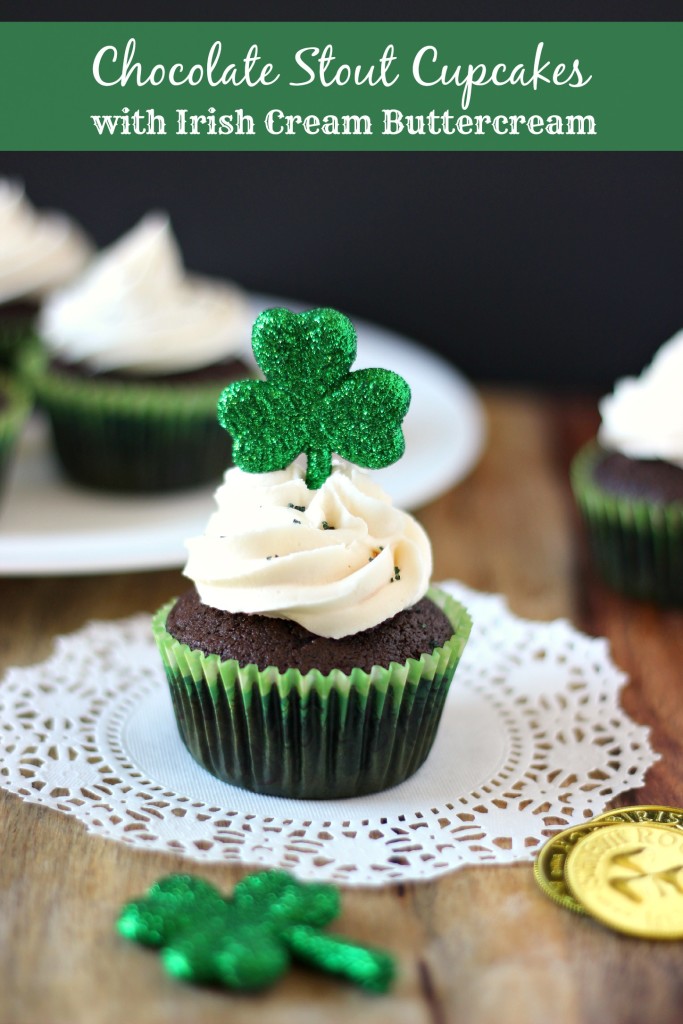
[39,212,251,375]
[599,329,683,468]
[0,179,91,304]
[183,462,433,639]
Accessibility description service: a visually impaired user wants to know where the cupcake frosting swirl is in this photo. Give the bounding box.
[184,462,433,639]
[0,179,91,304]
[39,212,251,375]
[599,329,683,468]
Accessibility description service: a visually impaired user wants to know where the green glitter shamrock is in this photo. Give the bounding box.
[218,307,411,489]
[117,870,394,993]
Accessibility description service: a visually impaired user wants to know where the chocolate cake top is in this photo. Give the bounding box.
[166,588,453,675]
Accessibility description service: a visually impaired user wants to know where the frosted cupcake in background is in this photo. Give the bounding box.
[153,307,472,799]
[0,179,91,368]
[23,213,252,492]
[571,328,683,604]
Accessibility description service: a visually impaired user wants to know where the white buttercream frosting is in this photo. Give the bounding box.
[184,462,433,639]
[39,212,251,375]
[0,179,91,304]
[598,329,683,468]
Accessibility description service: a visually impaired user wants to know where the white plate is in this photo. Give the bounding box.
[0,303,485,576]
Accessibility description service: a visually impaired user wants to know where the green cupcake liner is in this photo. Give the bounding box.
[153,587,473,800]
[20,344,233,493]
[571,441,683,606]
[0,373,31,493]
[0,318,37,371]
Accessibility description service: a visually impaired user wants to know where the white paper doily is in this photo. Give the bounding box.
[0,581,658,887]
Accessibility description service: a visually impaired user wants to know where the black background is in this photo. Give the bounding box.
[6,1,681,388]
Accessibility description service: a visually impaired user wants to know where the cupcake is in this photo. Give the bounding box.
[0,179,91,369]
[571,328,683,604]
[23,213,252,492]
[153,307,472,799]
[0,373,30,495]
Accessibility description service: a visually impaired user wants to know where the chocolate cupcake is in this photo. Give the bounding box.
[153,307,472,798]
[0,179,91,369]
[23,213,252,492]
[571,329,683,604]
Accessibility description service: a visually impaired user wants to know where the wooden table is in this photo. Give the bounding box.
[2,388,683,1024]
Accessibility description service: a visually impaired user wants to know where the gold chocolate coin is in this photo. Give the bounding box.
[534,821,612,914]
[564,822,683,939]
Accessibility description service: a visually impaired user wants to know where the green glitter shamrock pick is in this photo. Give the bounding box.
[218,307,411,489]
[117,870,395,993]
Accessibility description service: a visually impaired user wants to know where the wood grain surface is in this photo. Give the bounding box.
[1,388,683,1024]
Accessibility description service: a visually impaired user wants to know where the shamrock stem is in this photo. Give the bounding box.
[305,448,333,490]
[283,925,394,993]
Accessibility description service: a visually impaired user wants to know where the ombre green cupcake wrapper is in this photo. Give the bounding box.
[0,320,37,370]
[571,441,683,605]
[20,345,233,492]
[0,374,31,491]
[153,587,473,799]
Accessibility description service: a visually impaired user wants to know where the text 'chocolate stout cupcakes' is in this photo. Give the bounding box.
[153,307,472,798]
